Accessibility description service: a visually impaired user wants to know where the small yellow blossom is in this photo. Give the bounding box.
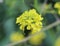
[29,32,46,45]
[16,9,43,34]
[10,32,24,42]
[54,2,60,15]
[58,10,60,15]
[54,2,60,9]
[27,25,31,30]
[54,36,60,46]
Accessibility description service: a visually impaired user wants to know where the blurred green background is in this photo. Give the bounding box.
[0,0,60,46]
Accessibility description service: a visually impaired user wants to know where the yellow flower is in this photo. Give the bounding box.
[58,10,60,15]
[16,9,43,34]
[27,25,31,30]
[10,32,24,42]
[54,2,60,15]
[16,9,46,45]
[54,2,60,9]
[29,32,46,45]
[54,36,60,46]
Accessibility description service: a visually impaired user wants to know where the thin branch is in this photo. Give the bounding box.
[6,20,60,46]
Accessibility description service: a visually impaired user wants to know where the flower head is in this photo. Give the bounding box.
[16,9,46,45]
[58,10,60,15]
[54,2,60,15]
[54,2,60,9]
[10,32,24,42]
[16,9,43,34]
[29,32,46,45]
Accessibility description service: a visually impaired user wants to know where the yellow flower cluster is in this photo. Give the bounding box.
[16,9,43,34]
[10,32,24,42]
[54,2,60,15]
[16,9,46,45]
[54,36,60,46]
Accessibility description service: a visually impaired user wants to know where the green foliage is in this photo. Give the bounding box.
[0,0,60,46]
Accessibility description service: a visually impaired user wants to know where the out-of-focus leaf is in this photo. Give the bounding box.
[44,13,56,25]
[56,24,60,37]
[0,3,5,42]
[5,0,28,17]
[44,29,56,46]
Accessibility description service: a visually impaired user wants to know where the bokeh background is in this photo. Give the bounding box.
[0,0,60,46]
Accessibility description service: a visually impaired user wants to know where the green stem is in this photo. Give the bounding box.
[34,0,38,8]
